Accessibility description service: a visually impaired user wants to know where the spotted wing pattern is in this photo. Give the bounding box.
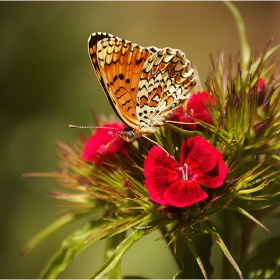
[136,48,196,134]
[88,32,158,129]
[88,32,196,141]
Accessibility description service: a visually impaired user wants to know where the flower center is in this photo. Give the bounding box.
[179,163,189,181]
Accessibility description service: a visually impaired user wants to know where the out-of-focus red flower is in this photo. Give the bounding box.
[81,123,128,164]
[143,136,228,207]
[257,78,267,107]
[171,91,215,130]
[257,78,265,90]
[252,78,269,135]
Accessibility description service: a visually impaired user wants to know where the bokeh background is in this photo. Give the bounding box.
[1,1,280,278]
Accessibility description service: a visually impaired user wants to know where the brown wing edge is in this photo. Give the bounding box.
[88,32,126,123]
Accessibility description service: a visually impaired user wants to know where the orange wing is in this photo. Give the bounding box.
[88,32,157,128]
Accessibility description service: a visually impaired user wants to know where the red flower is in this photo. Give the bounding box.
[171,91,215,130]
[257,78,266,107]
[143,136,228,207]
[257,78,265,90]
[252,78,268,135]
[250,78,267,109]
[81,123,128,164]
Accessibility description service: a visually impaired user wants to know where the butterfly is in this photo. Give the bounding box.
[88,32,197,142]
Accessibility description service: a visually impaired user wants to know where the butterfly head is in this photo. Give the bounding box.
[119,127,141,142]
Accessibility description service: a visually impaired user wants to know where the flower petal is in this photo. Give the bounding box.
[195,156,228,188]
[164,180,208,207]
[81,123,127,164]
[170,106,197,130]
[187,92,214,123]
[180,136,217,172]
[180,136,228,188]
[143,146,181,206]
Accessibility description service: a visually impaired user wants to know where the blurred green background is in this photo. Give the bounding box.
[1,1,280,278]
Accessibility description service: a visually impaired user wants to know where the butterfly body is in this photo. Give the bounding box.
[88,32,196,142]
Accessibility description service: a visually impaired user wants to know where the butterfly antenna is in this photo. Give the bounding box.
[69,124,123,148]
[69,124,122,131]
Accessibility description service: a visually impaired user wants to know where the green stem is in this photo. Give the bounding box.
[105,232,126,279]
[91,229,147,279]
[203,219,243,279]
[224,1,251,70]
[159,225,182,270]
[222,211,240,278]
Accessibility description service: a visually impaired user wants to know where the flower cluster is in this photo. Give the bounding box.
[78,91,227,209]
[79,91,226,208]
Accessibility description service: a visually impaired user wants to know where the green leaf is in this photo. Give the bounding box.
[227,205,270,233]
[105,232,126,279]
[224,1,250,70]
[91,229,147,279]
[166,123,203,138]
[39,218,112,279]
[20,209,92,257]
[249,44,280,82]
[103,213,154,239]
[232,191,280,211]
[173,227,214,279]
[203,220,243,279]
[242,235,280,278]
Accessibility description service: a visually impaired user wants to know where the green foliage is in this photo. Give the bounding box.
[242,235,280,278]
[39,219,112,278]
[173,226,214,279]
[91,230,147,279]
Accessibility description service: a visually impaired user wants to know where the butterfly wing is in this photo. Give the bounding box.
[136,47,196,133]
[88,32,158,128]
